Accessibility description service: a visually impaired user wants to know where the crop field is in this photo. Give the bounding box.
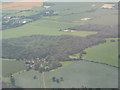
[1,2,43,10]
[14,61,118,88]
[2,60,25,77]
[2,6,45,17]
[1,20,97,39]
[83,38,118,67]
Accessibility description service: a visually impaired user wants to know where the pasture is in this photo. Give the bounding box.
[2,60,25,77]
[14,61,118,88]
[1,20,97,39]
[46,2,102,22]
[83,38,118,67]
[46,2,117,27]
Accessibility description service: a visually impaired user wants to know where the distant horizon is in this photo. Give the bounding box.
[2,0,120,2]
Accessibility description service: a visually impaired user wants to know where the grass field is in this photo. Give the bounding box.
[46,2,103,22]
[2,60,25,77]
[1,20,97,39]
[14,61,118,88]
[83,38,118,67]
[46,2,117,26]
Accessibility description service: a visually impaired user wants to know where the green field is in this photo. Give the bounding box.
[46,2,102,22]
[45,2,117,26]
[14,61,118,88]
[1,20,97,39]
[83,38,118,67]
[2,60,25,77]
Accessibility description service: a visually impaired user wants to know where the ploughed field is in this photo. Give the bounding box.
[1,1,44,10]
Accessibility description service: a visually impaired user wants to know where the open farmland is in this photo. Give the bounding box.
[1,20,97,39]
[83,38,118,67]
[1,2,118,88]
[14,61,118,88]
[2,60,25,77]
[44,2,103,22]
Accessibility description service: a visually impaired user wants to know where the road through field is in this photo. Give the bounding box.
[42,72,46,88]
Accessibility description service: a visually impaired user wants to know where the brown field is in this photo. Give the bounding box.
[1,0,46,10]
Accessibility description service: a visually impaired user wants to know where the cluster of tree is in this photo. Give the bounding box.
[43,2,55,6]
[52,77,64,83]
[26,58,62,72]
[33,75,37,79]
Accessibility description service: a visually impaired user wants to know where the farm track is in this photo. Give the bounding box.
[42,72,46,88]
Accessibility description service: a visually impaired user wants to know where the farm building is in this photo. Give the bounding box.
[25,61,35,68]
[81,18,91,21]
[63,30,69,32]
[44,6,51,9]
[63,29,76,32]
[101,4,115,9]
[3,16,11,19]
[22,21,27,24]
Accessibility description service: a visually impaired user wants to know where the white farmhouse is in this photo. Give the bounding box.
[22,21,27,24]
[81,18,91,21]
[63,30,69,32]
